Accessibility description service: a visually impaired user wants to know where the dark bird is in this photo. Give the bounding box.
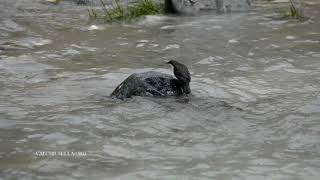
[188,0,196,6]
[167,60,191,94]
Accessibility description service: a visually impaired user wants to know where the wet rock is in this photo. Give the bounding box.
[215,0,252,12]
[165,0,251,14]
[68,0,91,5]
[216,0,225,13]
[164,0,180,14]
[45,0,92,5]
[111,71,183,99]
[74,0,89,5]
[165,0,200,15]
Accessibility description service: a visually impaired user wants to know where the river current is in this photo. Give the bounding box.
[0,0,320,179]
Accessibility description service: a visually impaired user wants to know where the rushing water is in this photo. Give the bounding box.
[1,0,320,179]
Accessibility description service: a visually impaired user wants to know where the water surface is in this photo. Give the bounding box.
[0,0,320,179]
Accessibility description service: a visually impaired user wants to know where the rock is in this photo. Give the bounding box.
[45,0,62,4]
[216,0,225,13]
[45,0,91,5]
[72,0,92,5]
[111,71,183,100]
[165,0,251,15]
[165,0,201,15]
[164,0,179,14]
[223,0,251,12]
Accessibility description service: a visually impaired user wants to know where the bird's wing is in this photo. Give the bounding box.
[174,67,190,82]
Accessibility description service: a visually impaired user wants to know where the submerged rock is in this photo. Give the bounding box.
[111,71,183,100]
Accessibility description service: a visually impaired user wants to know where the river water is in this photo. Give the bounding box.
[0,0,320,179]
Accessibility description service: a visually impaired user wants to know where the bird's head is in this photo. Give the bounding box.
[166,60,178,66]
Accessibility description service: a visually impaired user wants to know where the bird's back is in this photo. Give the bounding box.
[173,62,191,83]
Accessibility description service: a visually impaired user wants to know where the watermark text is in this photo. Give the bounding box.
[35,151,87,157]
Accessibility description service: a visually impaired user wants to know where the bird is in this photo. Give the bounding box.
[167,60,191,94]
[188,0,196,6]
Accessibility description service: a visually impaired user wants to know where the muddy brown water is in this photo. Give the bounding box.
[0,0,320,179]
